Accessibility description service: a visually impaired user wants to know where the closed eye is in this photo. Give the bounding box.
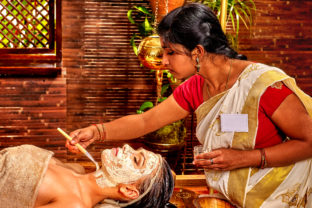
[134,156,138,164]
[133,152,145,168]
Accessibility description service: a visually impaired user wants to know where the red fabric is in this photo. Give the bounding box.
[173,75,204,112]
[255,84,292,148]
[173,75,293,148]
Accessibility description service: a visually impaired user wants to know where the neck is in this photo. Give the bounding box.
[199,57,232,98]
[77,173,118,207]
[199,57,253,99]
[203,58,230,85]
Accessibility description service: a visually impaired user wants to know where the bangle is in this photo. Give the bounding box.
[100,123,106,142]
[92,124,102,141]
[92,123,106,142]
[259,148,267,169]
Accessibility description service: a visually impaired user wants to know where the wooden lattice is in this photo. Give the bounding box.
[0,0,54,49]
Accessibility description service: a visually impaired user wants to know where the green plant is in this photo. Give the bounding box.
[127,5,180,101]
[137,84,186,144]
[127,6,155,55]
[136,83,170,114]
[192,0,256,49]
[127,5,186,145]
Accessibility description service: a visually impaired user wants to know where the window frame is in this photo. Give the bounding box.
[0,0,62,76]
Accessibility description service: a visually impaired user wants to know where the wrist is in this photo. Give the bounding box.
[92,123,106,142]
[239,149,261,168]
[258,148,268,169]
[91,124,100,141]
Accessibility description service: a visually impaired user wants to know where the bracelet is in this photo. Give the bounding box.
[259,148,267,169]
[92,124,102,141]
[100,123,106,142]
[92,123,107,142]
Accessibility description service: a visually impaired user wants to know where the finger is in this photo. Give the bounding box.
[79,142,89,149]
[193,158,214,166]
[195,152,210,160]
[201,159,223,169]
[69,131,81,145]
[202,166,223,171]
[202,161,232,171]
[65,140,80,154]
[69,129,79,138]
[196,150,221,160]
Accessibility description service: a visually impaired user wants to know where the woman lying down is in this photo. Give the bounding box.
[0,144,174,208]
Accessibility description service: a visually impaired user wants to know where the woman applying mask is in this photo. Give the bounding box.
[0,144,174,208]
[67,3,312,207]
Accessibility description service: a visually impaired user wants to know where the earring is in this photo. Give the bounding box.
[196,57,200,73]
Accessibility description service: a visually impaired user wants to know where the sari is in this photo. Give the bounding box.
[195,63,312,207]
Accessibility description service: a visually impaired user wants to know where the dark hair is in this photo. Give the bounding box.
[157,3,247,60]
[126,159,175,208]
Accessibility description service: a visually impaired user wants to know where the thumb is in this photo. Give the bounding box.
[69,131,81,144]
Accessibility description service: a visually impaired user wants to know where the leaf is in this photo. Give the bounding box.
[158,97,167,103]
[138,101,154,113]
[136,110,143,114]
[236,9,240,36]
[133,6,152,16]
[229,11,236,33]
[130,34,140,55]
[127,10,136,24]
[234,7,249,30]
[139,17,153,36]
[161,83,170,96]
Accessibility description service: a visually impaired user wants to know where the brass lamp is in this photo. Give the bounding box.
[137,34,164,104]
[137,34,164,71]
[137,0,171,71]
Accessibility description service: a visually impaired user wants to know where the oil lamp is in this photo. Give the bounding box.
[137,34,164,104]
[137,34,164,71]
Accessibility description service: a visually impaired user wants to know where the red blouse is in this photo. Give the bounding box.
[173,75,293,148]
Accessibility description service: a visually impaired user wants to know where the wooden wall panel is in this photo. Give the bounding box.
[62,0,159,171]
[238,0,312,94]
[0,77,67,158]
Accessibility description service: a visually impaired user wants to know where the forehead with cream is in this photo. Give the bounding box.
[100,144,160,185]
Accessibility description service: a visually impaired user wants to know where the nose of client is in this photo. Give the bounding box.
[122,144,134,154]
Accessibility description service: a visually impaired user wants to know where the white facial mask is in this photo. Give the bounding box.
[100,144,159,185]
[93,169,115,188]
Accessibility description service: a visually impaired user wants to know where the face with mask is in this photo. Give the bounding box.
[94,144,160,188]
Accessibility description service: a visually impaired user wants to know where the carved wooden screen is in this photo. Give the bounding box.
[0,0,61,75]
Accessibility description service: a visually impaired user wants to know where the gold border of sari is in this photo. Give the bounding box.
[229,69,312,207]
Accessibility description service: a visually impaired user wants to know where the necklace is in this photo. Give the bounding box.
[206,59,232,99]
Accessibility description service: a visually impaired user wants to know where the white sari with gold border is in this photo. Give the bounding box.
[195,63,312,208]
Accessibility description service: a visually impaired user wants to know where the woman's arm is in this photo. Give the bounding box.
[194,93,312,170]
[105,95,189,140]
[66,95,189,153]
[263,93,312,166]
